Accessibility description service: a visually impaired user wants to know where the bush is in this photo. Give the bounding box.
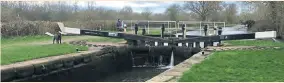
[1,21,60,38]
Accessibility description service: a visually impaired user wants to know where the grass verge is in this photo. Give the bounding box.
[179,40,284,82]
[224,39,284,47]
[1,43,88,65]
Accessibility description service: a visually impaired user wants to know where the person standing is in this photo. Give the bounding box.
[182,24,186,38]
[142,24,146,35]
[134,24,138,35]
[217,26,223,35]
[213,26,217,35]
[116,19,122,31]
[203,24,208,36]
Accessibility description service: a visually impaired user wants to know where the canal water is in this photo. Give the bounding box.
[97,67,167,82]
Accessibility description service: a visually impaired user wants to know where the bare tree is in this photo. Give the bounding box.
[141,7,152,20]
[224,3,237,23]
[87,1,95,11]
[183,1,222,21]
[73,1,79,13]
[165,4,181,21]
[120,6,133,20]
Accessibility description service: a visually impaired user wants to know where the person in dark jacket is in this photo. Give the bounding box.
[217,27,222,35]
[134,24,138,35]
[116,19,123,31]
[161,24,165,38]
[203,25,208,36]
[182,24,186,38]
[53,32,62,44]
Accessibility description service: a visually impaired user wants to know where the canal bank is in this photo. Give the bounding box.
[1,45,131,82]
[1,44,200,82]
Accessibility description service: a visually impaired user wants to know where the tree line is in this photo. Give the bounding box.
[1,1,241,23]
[1,1,284,38]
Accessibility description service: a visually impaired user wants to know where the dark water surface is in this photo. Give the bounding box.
[98,67,167,82]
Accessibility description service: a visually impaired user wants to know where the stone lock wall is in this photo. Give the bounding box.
[1,46,132,82]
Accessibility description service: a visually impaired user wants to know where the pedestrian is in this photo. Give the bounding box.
[203,24,208,36]
[213,26,217,35]
[217,26,222,35]
[116,19,122,31]
[134,23,138,35]
[182,24,186,38]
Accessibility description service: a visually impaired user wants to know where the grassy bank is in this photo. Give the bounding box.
[179,40,284,82]
[1,44,88,65]
[2,35,52,45]
[1,35,125,65]
[225,39,284,47]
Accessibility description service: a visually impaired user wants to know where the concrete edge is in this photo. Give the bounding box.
[146,51,212,82]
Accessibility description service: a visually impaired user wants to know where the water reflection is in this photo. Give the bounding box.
[97,67,167,82]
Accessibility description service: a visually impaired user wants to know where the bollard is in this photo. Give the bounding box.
[182,24,186,38]
[161,24,165,38]
[134,24,138,35]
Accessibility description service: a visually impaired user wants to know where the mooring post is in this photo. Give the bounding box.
[161,24,165,38]
[134,24,138,35]
[182,24,186,39]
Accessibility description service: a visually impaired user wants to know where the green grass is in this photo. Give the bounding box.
[85,36,125,43]
[1,35,51,45]
[179,40,284,82]
[225,40,284,47]
[1,35,82,47]
[1,35,90,65]
[1,43,88,65]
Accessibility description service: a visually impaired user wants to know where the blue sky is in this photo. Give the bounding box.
[69,1,244,14]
